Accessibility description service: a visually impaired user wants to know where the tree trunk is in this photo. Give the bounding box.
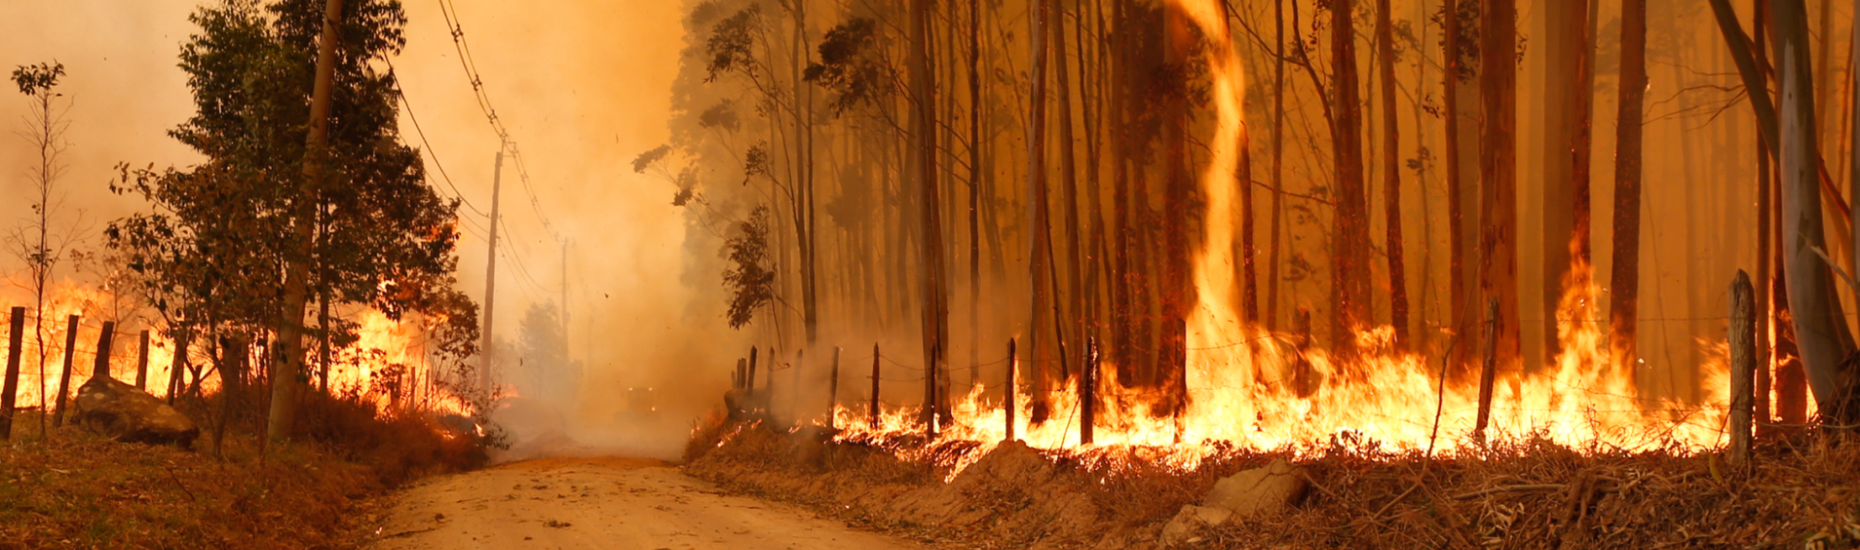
[1771,0,1857,418]
[1479,0,1521,387]
[968,0,984,388]
[1055,0,1085,368]
[1025,0,1053,421]
[909,0,950,427]
[1544,0,1594,362]
[1375,0,1406,351]
[1444,0,1474,377]
[1609,0,1648,374]
[1330,0,1371,365]
[1266,0,1286,332]
[272,0,344,442]
[1161,0,1195,412]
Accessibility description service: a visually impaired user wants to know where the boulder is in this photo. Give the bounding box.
[1159,505,1234,547]
[1202,458,1307,516]
[75,376,199,448]
[1159,459,1308,547]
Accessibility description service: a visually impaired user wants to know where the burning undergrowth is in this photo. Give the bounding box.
[687,415,1860,549]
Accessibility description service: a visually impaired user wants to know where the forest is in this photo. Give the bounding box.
[649,0,1860,452]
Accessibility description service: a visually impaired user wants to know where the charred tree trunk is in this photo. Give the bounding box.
[1159,1,1194,411]
[1055,0,1085,364]
[1544,0,1595,362]
[1266,0,1287,331]
[1025,0,1053,421]
[1330,0,1371,365]
[1609,0,1648,373]
[1375,0,1407,351]
[968,0,984,389]
[910,0,951,427]
[1479,0,1521,387]
[1444,0,1480,378]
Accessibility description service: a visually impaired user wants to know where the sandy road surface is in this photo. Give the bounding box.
[369,457,921,550]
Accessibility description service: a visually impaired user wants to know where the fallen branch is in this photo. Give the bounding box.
[1450,484,1566,500]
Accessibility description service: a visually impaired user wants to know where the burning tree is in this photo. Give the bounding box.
[107,0,478,441]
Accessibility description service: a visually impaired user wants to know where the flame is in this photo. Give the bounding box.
[0,281,471,419]
[825,1,1735,475]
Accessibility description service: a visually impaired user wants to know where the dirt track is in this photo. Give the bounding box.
[369,457,922,550]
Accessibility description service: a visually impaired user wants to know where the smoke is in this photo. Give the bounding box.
[0,0,741,461]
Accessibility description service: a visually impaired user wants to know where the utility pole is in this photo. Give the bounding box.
[480,144,505,405]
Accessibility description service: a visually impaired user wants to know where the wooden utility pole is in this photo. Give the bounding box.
[271,0,344,443]
[1,307,23,440]
[480,145,505,404]
[135,330,150,389]
[1729,270,1756,465]
[50,316,77,427]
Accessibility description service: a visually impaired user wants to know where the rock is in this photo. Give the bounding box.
[1202,458,1307,516]
[1158,459,1308,547]
[1160,505,1234,547]
[75,376,199,448]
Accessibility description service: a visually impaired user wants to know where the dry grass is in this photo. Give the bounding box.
[686,416,1860,549]
[0,390,486,550]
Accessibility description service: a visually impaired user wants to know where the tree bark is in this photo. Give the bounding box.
[1329,0,1371,365]
[1055,0,1085,367]
[1025,0,1053,421]
[968,0,984,388]
[1543,0,1594,362]
[272,0,344,442]
[1375,0,1406,351]
[1266,0,1286,332]
[1479,0,1521,388]
[910,0,950,427]
[1771,0,1857,418]
[1609,0,1648,374]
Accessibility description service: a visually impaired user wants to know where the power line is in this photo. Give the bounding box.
[386,57,489,219]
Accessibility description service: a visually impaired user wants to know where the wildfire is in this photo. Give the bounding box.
[0,282,471,419]
[826,0,1735,474]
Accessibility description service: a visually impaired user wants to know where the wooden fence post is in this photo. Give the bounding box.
[869,343,880,429]
[1081,337,1096,445]
[735,358,746,389]
[791,349,803,422]
[1729,270,1757,466]
[1474,298,1499,441]
[136,330,150,389]
[1,307,24,440]
[746,346,758,398]
[51,316,79,427]
[1006,337,1017,442]
[925,345,939,437]
[827,346,841,429]
[93,321,116,380]
[166,336,188,405]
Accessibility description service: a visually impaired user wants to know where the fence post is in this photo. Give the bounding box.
[1006,337,1017,443]
[1081,337,1096,445]
[166,335,188,405]
[1729,270,1756,466]
[93,321,116,380]
[735,358,746,389]
[52,315,79,427]
[1474,298,1499,442]
[1,307,24,440]
[827,346,841,429]
[746,346,758,398]
[791,348,802,423]
[136,330,151,389]
[869,343,880,429]
[925,345,939,437]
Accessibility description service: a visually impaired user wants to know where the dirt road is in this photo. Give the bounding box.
[369,457,922,550]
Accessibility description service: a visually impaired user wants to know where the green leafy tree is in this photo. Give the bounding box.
[107,0,479,432]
